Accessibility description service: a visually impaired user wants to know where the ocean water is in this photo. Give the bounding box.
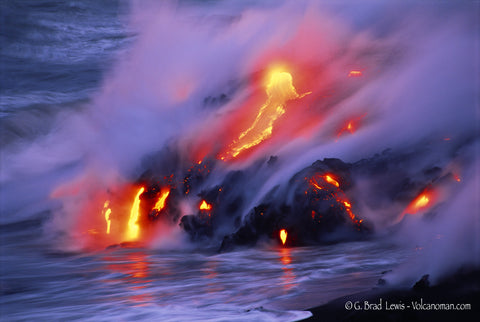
[1,0,478,321]
[0,228,406,321]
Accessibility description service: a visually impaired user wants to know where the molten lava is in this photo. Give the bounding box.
[415,195,429,208]
[404,190,436,215]
[200,200,212,211]
[153,188,170,212]
[309,178,324,191]
[309,174,340,190]
[342,199,359,223]
[126,187,145,240]
[336,115,366,139]
[222,70,309,159]
[394,189,438,224]
[348,70,362,77]
[103,200,112,235]
[324,174,340,188]
[308,174,362,226]
[280,229,287,245]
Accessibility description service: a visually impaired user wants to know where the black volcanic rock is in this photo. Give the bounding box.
[413,274,430,291]
[140,148,452,250]
[303,269,480,322]
[219,158,371,251]
[179,214,213,240]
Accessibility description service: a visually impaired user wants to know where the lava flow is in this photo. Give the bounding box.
[221,70,310,160]
[393,189,438,225]
[153,188,170,213]
[348,70,362,77]
[309,173,340,189]
[405,191,434,215]
[324,174,340,188]
[103,200,112,234]
[280,229,288,245]
[126,187,145,241]
[200,200,212,211]
[308,172,362,226]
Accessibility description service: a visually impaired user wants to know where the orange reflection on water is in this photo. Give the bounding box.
[279,248,297,291]
[103,251,154,306]
[201,260,218,280]
[201,260,224,294]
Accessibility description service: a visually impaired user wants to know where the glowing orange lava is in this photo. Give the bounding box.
[415,195,429,208]
[103,200,112,234]
[200,200,212,211]
[308,174,361,226]
[310,178,324,190]
[126,187,145,240]
[280,229,288,245]
[222,70,309,159]
[348,70,362,77]
[404,191,435,215]
[324,174,340,188]
[153,188,170,212]
[341,199,359,223]
[395,190,438,223]
[336,116,365,138]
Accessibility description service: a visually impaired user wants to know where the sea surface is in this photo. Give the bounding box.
[1,226,407,321]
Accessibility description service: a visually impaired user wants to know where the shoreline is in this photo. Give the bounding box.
[300,269,480,321]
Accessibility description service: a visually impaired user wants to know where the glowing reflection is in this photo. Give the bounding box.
[278,248,297,291]
[201,260,224,294]
[103,251,154,307]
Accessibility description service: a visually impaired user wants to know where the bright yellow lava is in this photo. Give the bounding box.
[324,175,340,188]
[126,187,145,240]
[103,200,112,235]
[226,71,308,158]
[280,229,288,245]
[414,195,429,209]
[310,179,323,191]
[348,70,362,77]
[200,200,212,210]
[153,189,170,212]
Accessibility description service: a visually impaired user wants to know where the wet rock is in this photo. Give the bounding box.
[413,274,430,291]
[219,158,371,250]
[180,214,213,240]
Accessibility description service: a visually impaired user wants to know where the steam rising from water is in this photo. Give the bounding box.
[1,0,478,286]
